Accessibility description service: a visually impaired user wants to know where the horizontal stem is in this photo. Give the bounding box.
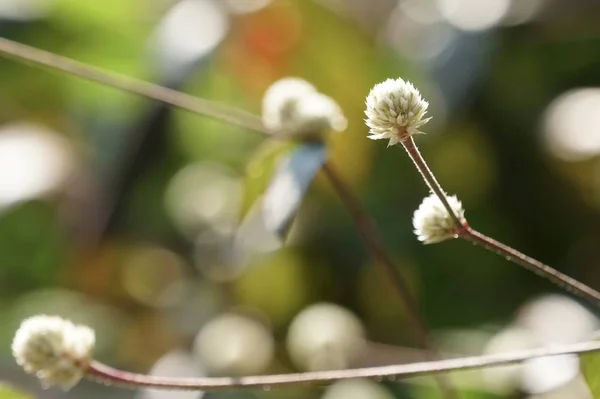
[461,227,600,307]
[0,38,266,134]
[86,341,600,390]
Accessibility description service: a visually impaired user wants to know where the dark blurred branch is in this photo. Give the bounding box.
[99,102,173,237]
[0,36,456,396]
[86,341,600,390]
[321,162,457,398]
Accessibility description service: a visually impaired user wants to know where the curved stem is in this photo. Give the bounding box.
[85,341,600,390]
[401,137,463,228]
[460,227,600,306]
[321,162,457,399]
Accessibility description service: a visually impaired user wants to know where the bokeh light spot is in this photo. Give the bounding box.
[437,0,511,31]
[120,245,188,308]
[0,122,73,209]
[543,88,600,162]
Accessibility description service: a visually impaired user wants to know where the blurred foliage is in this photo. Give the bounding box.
[0,384,33,399]
[2,0,600,398]
[581,350,600,398]
[239,140,294,221]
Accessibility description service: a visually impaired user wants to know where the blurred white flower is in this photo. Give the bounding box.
[516,295,599,395]
[482,295,600,396]
[261,77,347,140]
[286,303,366,371]
[12,315,95,390]
[522,354,580,395]
[482,327,537,395]
[262,78,316,130]
[413,193,465,244]
[516,294,599,345]
[365,78,431,146]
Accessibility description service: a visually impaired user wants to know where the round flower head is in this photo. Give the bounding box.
[262,77,347,140]
[292,92,347,136]
[12,315,95,390]
[413,193,465,244]
[365,78,431,146]
[262,77,316,131]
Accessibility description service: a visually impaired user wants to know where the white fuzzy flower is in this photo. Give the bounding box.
[365,78,431,146]
[262,78,315,130]
[262,77,347,140]
[413,194,465,244]
[12,315,95,390]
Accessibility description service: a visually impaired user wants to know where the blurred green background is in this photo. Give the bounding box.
[2,0,600,398]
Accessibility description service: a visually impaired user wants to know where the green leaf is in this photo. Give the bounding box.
[0,384,34,399]
[581,349,600,398]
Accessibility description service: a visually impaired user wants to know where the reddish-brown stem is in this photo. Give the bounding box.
[401,136,600,307]
[402,137,463,228]
[84,341,600,390]
[460,227,600,306]
[321,162,457,399]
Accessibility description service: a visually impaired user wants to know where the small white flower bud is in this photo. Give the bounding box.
[365,78,431,146]
[261,77,347,140]
[412,193,465,244]
[12,315,95,390]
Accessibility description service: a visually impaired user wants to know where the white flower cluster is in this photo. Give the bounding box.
[12,315,95,390]
[262,77,347,140]
[365,77,431,146]
[413,193,465,244]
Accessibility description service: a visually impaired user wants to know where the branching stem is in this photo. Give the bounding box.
[401,136,600,307]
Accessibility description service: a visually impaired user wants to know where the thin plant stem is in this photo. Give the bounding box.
[84,341,600,390]
[3,37,600,396]
[402,137,464,228]
[0,38,266,133]
[321,162,457,399]
[0,38,456,395]
[400,136,600,307]
[461,227,600,306]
